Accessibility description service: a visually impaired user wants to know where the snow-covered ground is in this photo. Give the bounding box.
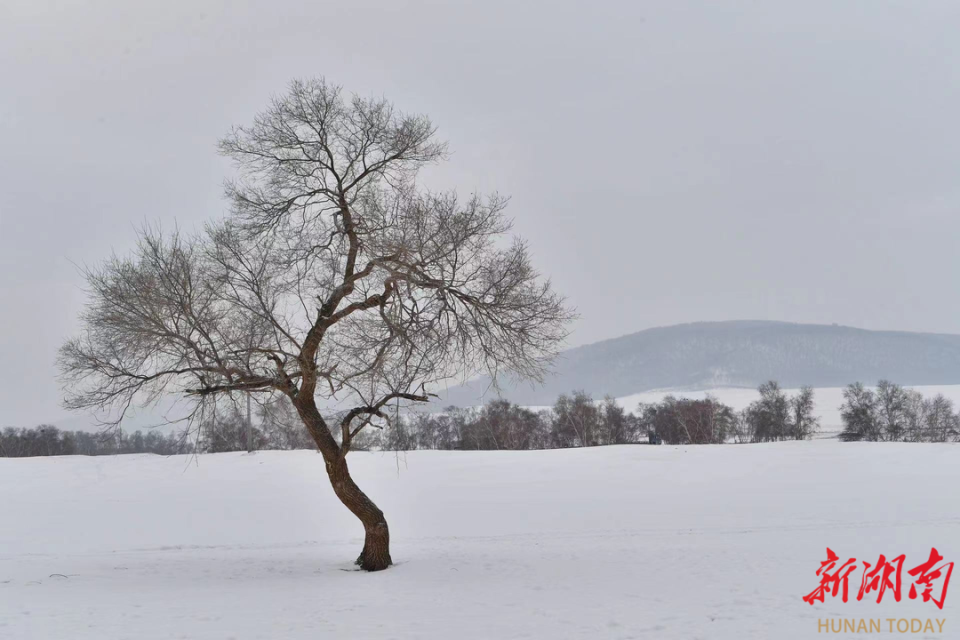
[2,442,958,638]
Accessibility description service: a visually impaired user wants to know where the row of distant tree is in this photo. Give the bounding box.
[0,426,194,458]
[378,381,817,450]
[1,384,805,457]
[839,381,959,442]
[4,380,956,457]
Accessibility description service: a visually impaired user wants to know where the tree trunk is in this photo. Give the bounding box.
[294,397,392,571]
[326,454,393,571]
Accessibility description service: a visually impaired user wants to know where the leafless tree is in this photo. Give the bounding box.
[59,78,573,571]
[839,382,880,442]
[551,391,600,448]
[599,396,635,445]
[924,394,959,443]
[875,380,908,442]
[638,395,735,445]
[745,381,791,442]
[903,389,929,442]
[730,409,752,444]
[789,386,819,440]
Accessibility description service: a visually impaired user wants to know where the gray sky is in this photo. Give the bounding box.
[2,0,960,427]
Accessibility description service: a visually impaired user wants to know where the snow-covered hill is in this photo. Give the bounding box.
[2,443,957,638]
[435,320,960,407]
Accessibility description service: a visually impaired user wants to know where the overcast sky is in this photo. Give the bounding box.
[2,0,960,427]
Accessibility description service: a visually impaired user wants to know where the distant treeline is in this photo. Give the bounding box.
[0,382,815,456]
[1,383,809,457]
[382,381,817,450]
[839,380,959,442]
[3,380,954,458]
[0,426,194,458]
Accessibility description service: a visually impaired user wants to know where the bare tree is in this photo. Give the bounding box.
[599,396,635,445]
[838,382,879,442]
[638,395,734,445]
[730,409,752,444]
[551,391,600,448]
[875,380,908,442]
[59,78,572,571]
[789,386,819,440]
[903,389,929,442]
[745,381,791,442]
[924,394,959,443]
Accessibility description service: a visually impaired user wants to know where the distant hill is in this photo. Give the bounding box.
[432,321,960,407]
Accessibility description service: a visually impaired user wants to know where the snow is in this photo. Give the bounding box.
[1,442,957,639]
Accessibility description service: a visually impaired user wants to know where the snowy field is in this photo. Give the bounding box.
[2,442,958,639]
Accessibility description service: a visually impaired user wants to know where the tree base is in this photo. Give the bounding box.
[355,549,392,572]
[355,522,392,571]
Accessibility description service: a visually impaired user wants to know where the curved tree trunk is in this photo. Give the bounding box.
[294,397,392,571]
[327,454,393,571]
